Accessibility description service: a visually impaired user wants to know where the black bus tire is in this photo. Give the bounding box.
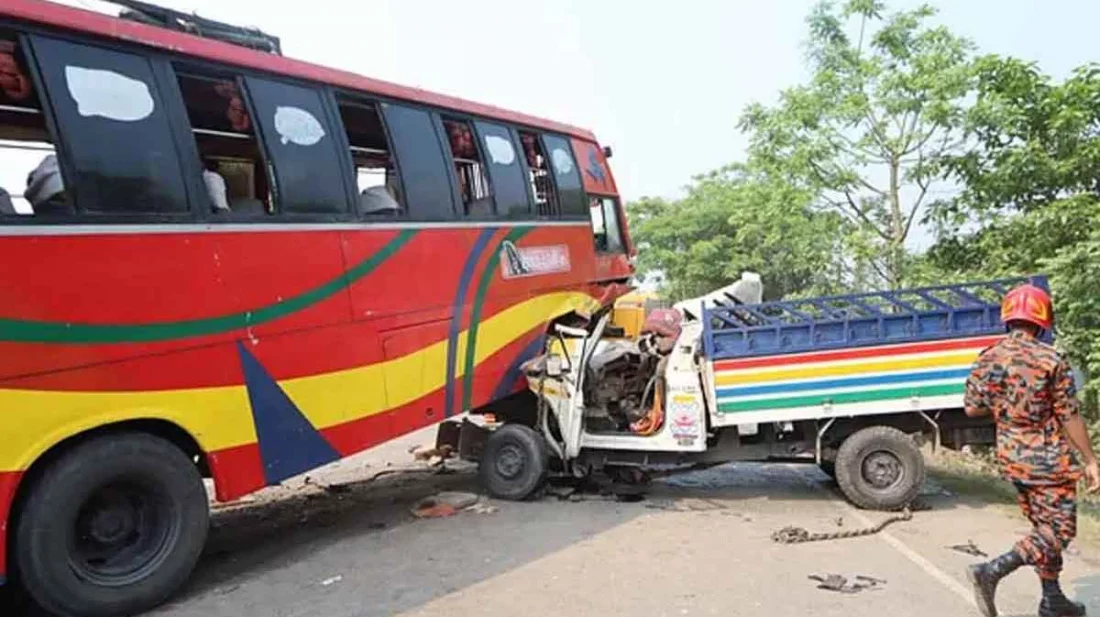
[479,423,548,501]
[14,432,209,617]
[835,425,924,511]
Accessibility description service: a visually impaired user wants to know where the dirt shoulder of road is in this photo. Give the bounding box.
[928,449,1100,546]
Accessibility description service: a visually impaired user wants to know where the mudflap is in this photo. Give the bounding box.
[436,418,490,462]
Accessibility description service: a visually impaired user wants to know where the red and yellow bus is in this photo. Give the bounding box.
[0,1,633,614]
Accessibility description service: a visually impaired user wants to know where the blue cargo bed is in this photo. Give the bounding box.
[702,276,1049,361]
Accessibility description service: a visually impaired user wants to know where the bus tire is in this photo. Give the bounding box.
[835,425,924,511]
[14,432,209,617]
[479,423,548,501]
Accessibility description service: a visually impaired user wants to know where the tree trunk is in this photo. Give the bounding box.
[887,156,904,288]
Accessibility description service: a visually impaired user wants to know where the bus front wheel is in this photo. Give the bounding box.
[14,432,209,617]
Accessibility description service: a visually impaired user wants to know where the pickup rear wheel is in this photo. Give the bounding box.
[479,424,548,501]
[14,432,209,617]
[835,426,924,511]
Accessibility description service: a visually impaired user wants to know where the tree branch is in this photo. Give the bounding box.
[866,255,891,287]
[899,147,932,240]
[822,190,892,242]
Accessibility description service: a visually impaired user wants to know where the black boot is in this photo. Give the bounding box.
[1038,579,1087,617]
[967,550,1025,617]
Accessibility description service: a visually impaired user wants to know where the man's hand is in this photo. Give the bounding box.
[1086,460,1100,493]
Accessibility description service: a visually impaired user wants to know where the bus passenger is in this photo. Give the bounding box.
[202,158,230,212]
[359,185,399,214]
[0,186,14,214]
[25,153,66,214]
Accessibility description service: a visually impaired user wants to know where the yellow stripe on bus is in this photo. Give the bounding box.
[713,350,979,387]
[0,291,599,471]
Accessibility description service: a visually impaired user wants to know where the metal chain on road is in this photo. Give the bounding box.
[771,506,914,544]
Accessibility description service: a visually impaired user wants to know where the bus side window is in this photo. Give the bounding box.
[243,77,348,215]
[441,117,492,217]
[542,134,586,217]
[174,69,273,215]
[474,121,531,219]
[0,33,66,217]
[336,96,402,217]
[29,36,188,215]
[518,130,558,216]
[589,196,624,253]
[381,104,457,221]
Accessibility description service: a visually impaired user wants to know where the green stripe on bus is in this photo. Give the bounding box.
[717,382,965,413]
[0,229,417,344]
[460,226,532,413]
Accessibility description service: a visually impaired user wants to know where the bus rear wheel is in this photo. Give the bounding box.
[14,432,209,617]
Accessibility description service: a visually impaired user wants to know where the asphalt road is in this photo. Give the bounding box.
[3,428,1098,617]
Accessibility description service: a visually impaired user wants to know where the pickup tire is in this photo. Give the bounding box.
[835,425,924,511]
[479,423,548,501]
[13,432,208,617]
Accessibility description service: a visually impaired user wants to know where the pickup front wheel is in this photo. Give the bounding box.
[479,424,548,501]
[835,425,924,511]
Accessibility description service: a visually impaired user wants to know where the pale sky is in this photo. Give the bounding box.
[26,0,1100,206]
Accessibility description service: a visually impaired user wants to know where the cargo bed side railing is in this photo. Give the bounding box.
[703,276,1049,360]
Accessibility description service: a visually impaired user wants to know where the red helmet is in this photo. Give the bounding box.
[1000,283,1053,330]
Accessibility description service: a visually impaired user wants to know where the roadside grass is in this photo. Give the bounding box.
[927,449,1100,547]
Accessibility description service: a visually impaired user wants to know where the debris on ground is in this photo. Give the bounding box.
[409,444,455,463]
[411,491,481,519]
[947,540,987,557]
[465,502,499,515]
[320,575,343,587]
[808,573,886,594]
[322,483,351,495]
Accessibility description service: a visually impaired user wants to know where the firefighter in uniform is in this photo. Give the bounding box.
[964,283,1100,617]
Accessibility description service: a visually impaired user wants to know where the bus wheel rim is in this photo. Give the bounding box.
[69,478,179,587]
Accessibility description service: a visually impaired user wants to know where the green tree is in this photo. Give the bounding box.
[926,55,1100,422]
[627,165,848,302]
[740,0,974,288]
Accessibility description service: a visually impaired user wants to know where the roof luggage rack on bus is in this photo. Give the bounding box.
[106,0,281,55]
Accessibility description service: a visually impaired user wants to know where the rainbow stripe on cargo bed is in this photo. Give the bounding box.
[712,335,1000,414]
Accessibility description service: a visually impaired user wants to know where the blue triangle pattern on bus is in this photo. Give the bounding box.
[236,342,340,485]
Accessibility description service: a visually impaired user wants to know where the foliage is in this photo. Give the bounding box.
[626,165,848,302]
[932,57,1100,227]
[926,55,1100,422]
[739,0,974,288]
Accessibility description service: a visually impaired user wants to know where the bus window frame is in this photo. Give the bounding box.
[539,132,588,221]
[242,74,355,218]
[472,120,534,220]
[25,33,198,222]
[0,31,71,224]
[171,62,362,224]
[438,112,496,220]
[330,88,406,221]
[0,16,611,227]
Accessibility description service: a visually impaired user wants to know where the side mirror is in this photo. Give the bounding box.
[602,145,613,159]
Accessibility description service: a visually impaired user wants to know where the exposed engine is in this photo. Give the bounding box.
[583,340,658,431]
[583,308,683,435]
